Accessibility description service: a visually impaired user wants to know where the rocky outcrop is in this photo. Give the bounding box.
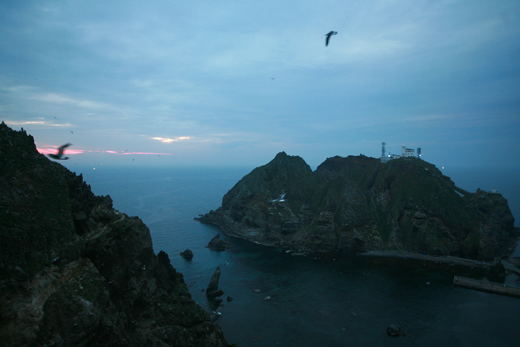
[206,234,231,251]
[196,152,517,261]
[0,122,234,346]
[206,267,224,297]
[486,258,506,279]
[387,324,406,337]
[180,249,194,260]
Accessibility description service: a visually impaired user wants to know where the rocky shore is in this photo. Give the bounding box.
[0,122,234,346]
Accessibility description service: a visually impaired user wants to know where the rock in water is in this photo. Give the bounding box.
[180,249,194,259]
[207,234,232,251]
[387,324,406,337]
[206,266,225,297]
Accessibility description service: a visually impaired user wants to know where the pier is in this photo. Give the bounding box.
[453,276,520,298]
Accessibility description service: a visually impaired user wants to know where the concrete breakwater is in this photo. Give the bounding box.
[453,276,520,298]
[355,250,520,281]
[358,251,491,270]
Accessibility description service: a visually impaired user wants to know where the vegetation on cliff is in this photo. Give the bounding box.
[0,122,234,346]
[197,152,517,261]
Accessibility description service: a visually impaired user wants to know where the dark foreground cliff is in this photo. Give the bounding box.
[197,152,517,261]
[0,122,233,346]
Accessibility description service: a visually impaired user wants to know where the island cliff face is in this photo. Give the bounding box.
[0,122,233,346]
[197,152,517,261]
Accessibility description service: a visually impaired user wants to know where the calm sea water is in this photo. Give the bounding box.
[75,165,520,347]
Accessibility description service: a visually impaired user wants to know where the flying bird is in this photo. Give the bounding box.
[48,143,72,160]
[325,31,338,46]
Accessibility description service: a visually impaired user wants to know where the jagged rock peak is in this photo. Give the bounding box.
[267,151,310,169]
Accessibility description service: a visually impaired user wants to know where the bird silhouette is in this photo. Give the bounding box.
[325,31,338,46]
[48,143,72,160]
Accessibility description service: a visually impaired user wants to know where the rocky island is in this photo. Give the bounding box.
[0,122,234,346]
[196,152,517,261]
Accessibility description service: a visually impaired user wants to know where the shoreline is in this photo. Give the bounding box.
[356,250,520,275]
[196,217,520,276]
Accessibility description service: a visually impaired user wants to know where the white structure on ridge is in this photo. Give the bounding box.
[380,143,421,163]
[401,145,415,157]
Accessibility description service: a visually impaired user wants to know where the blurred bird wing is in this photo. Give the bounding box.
[57,143,72,156]
[325,31,337,46]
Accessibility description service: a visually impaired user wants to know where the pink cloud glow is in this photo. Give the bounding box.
[37,147,85,155]
[37,148,171,156]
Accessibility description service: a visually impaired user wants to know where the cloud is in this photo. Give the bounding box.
[37,147,84,155]
[5,120,72,127]
[152,136,191,143]
[30,93,108,109]
[37,148,171,156]
[122,152,171,155]
[2,1,519,169]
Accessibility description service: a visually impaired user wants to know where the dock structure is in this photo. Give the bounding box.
[453,276,520,298]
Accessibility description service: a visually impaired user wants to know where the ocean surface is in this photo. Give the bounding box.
[76,165,520,347]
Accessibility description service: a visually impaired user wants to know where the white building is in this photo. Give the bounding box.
[401,146,415,157]
[380,143,420,162]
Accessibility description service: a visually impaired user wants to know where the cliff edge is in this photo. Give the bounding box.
[0,122,234,346]
[197,152,517,261]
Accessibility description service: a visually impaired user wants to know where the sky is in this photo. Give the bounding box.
[1,0,519,170]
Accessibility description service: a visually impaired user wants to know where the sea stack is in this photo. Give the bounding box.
[206,266,225,297]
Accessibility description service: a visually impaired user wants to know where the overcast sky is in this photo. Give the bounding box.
[1,0,519,170]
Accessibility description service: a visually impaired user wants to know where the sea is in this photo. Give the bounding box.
[72,164,520,347]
